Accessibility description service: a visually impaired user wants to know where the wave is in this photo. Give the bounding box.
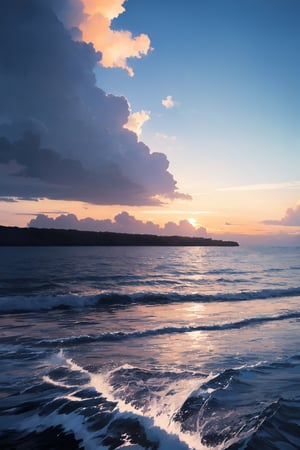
[1,286,300,313]
[38,310,300,346]
[2,351,299,450]
[0,353,199,450]
[226,397,300,449]
[173,355,300,449]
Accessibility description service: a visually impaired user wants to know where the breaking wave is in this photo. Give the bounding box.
[1,351,300,449]
[1,286,300,313]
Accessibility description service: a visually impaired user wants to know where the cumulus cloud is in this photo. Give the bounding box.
[75,0,152,76]
[124,110,150,137]
[262,205,300,226]
[163,220,208,237]
[28,211,209,237]
[162,95,175,109]
[0,0,187,205]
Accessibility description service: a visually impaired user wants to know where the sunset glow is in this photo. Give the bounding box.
[188,218,197,227]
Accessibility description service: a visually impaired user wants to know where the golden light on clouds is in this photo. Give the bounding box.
[188,217,197,227]
[82,0,125,20]
[79,0,152,76]
[124,110,150,137]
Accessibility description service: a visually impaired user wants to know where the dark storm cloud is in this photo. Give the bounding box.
[0,0,187,205]
[0,134,145,204]
[44,0,85,31]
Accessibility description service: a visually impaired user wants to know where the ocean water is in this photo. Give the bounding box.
[0,245,300,450]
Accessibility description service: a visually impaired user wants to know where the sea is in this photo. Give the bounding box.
[0,245,300,450]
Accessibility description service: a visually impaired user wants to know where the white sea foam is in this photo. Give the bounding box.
[1,396,104,450]
[58,353,209,450]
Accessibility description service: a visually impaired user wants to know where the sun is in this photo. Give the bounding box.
[188,217,197,227]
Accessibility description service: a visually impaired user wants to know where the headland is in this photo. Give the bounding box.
[0,225,239,247]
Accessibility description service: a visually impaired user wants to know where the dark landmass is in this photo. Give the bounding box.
[0,225,239,247]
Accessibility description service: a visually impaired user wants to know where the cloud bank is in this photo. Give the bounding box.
[262,205,300,226]
[28,212,209,237]
[0,0,187,206]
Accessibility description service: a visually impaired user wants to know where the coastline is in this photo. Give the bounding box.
[0,225,239,247]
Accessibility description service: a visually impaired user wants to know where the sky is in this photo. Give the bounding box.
[0,0,299,245]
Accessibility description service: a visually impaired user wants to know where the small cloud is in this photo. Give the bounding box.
[155,132,177,142]
[262,204,300,226]
[124,110,150,137]
[162,95,175,109]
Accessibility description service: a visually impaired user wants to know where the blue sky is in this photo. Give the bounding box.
[88,0,300,242]
[97,0,299,191]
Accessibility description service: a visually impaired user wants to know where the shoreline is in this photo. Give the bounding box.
[0,225,239,247]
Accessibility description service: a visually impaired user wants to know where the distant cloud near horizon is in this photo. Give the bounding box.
[162,96,175,109]
[0,0,187,206]
[262,205,300,226]
[28,212,209,237]
[27,211,300,245]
